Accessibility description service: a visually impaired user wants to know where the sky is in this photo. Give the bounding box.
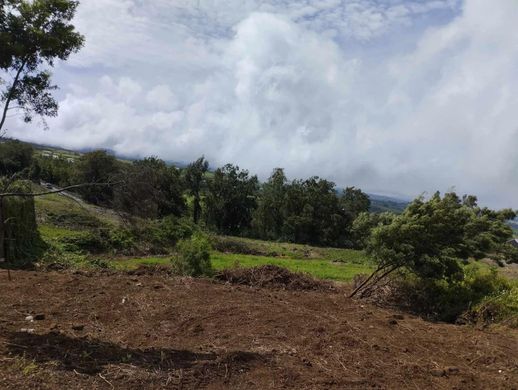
[6,0,518,208]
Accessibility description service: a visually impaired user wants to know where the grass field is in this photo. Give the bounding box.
[111,250,375,282]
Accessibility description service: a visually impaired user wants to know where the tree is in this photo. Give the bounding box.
[350,192,516,298]
[184,156,208,224]
[74,150,119,205]
[341,187,371,220]
[205,164,259,235]
[114,157,185,219]
[252,168,287,240]
[282,177,349,246]
[0,139,33,176]
[350,211,395,249]
[0,0,84,135]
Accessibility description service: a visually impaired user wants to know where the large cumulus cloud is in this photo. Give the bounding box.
[7,0,518,207]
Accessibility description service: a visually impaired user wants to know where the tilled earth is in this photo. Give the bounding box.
[0,270,517,389]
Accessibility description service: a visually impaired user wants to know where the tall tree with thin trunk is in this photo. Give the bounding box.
[185,157,209,224]
[0,0,84,135]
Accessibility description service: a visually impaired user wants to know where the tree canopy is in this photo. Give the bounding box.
[351,192,516,297]
[0,0,84,134]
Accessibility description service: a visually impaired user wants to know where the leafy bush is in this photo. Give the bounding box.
[393,267,511,323]
[467,285,518,328]
[60,230,107,254]
[171,233,213,277]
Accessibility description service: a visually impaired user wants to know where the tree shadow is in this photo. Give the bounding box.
[6,331,232,375]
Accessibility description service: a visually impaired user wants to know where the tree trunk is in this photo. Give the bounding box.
[0,197,5,263]
[0,60,26,134]
[0,197,9,281]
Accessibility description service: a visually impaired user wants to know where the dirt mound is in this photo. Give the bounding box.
[216,265,335,291]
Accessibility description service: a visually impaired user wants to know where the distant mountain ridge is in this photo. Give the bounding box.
[367,193,409,214]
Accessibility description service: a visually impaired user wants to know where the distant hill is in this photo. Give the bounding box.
[368,193,409,214]
[23,140,410,215]
[28,141,187,167]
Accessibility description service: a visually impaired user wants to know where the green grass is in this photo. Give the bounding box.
[211,252,373,281]
[111,251,374,282]
[211,235,372,263]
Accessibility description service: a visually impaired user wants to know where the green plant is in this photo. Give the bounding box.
[467,284,518,327]
[171,233,213,277]
[393,267,511,323]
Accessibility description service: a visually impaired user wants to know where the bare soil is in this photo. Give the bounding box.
[0,270,517,389]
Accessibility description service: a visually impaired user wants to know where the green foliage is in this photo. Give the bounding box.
[210,235,372,264]
[1,180,45,267]
[33,154,74,186]
[368,192,515,280]
[74,150,119,205]
[395,267,512,323]
[350,211,395,249]
[114,157,185,219]
[341,186,371,220]
[0,0,84,131]
[469,284,518,328]
[184,156,209,224]
[495,242,518,265]
[205,164,259,235]
[281,177,349,247]
[252,168,288,240]
[0,140,33,176]
[351,192,516,299]
[171,233,213,277]
[39,213,197,259]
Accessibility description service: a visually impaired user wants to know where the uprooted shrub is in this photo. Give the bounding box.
[216,265,335,291]
[171,233,213,277]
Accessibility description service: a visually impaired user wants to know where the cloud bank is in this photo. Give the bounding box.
[7,0,518,207]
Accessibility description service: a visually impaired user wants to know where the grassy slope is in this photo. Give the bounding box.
[34,190,516,284]
[34,191,375,281]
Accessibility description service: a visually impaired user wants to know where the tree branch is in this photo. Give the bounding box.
[0,59,27,133]
[0,182,121,198]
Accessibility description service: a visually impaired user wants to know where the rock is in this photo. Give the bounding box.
[431,369,446,377]
[20,328,35,334]
[447,367,460,375]
[25,315,34,322]
[72,324,85,331]
[33,313,45,321]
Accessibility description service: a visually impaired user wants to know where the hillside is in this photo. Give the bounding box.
[368,193,409,214]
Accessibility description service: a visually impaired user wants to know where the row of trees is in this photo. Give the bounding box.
[0,141,373,247]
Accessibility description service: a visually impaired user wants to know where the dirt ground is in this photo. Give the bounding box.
[0,270,517,389]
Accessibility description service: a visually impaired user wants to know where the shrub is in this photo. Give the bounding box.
[171,233,212,277]
[60,230,107,254]
[393,266,511,323]
[467,285,518,328]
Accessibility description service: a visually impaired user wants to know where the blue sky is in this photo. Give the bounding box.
[7,0,518,207]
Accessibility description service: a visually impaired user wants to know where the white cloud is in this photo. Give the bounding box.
[8,0,518,208]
